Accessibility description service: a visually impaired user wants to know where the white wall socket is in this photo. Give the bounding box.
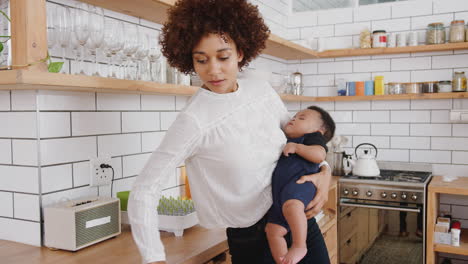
[89,155,113,187]
[450,110,468,123]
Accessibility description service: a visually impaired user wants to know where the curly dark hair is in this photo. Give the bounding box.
[307,106,336,143]
[160,0,270,74]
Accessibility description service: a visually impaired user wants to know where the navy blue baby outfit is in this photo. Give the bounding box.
[267,132,328,230]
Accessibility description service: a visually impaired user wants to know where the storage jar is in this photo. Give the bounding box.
[452,71,467,92]
[438,81,452,93]
[374,76,385,95]
[421,82,439,93]
[388,83,405,94]
[404,82,422,94]
[372,30,387,48]
[426,23,445,44]
[355,81,365,96]
[449,20,465,43]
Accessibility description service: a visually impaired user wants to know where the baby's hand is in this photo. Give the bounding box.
[283,142,298,156]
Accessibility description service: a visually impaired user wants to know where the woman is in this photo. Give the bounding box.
[128,1,332,263]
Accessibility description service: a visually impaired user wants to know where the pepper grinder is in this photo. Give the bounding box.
[290,71,303,95]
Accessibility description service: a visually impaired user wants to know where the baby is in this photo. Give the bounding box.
[266,105,336,264]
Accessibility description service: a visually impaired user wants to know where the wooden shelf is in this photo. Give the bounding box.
[435,228,468,256]
[280,92,468,102]
[318,42,468,58]
[0,70,199,95]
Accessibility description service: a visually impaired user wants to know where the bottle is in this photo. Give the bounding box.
[374,76,385,95]
[451,228,460,246]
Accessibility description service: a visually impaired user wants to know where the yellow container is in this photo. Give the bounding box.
[374,76,385,95]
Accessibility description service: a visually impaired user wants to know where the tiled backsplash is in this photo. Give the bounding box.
[1,0,467,253]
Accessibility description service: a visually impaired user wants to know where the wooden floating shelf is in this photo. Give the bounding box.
[434,228,468,256]
[0,70,199,95]
[280,92,468,102]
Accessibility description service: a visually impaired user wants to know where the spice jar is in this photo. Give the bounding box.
[360,29,372,49]
[426,23,446,44]
[438,80,452,93]
[449,20,465,43]
[404,82,422,94]
[372,30,387,48]
[421,82,439,93]
[453,71,467,92]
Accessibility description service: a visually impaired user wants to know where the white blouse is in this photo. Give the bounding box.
[128,79,291,263]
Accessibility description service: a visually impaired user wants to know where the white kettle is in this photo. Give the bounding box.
[347,143,380,177]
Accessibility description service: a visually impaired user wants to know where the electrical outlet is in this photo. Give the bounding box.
[89,155,113,187]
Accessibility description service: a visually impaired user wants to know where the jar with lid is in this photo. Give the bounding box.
[388,83,405,94]
[438,80,452,93]
[404,82,422,94]
[449,20,465,43]
[452,71,467,92]
[374,76,385,95]
[426,23,445,44]
[372,30,387,48]
[421,82,439,93]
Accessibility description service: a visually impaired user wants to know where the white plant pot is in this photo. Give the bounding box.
[121,211,198,237]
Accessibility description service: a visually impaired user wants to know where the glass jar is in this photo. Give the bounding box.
[438,80,452,93]
[372,30,387,48]
[421,82,439,93]
[404,82,422,94]
[388,83,405,94]
[449,20,465,43]
[452,71,467,92]
[426,23,445,44]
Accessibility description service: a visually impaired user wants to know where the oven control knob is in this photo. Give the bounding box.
[391,193,398,199]
[401,193,407,200]
[411,194,418,201]
[343,189,349,195]
[381,192,387,198]
[366,191,372,197]
[352,190,359,196]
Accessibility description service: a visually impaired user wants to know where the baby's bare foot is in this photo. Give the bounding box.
[280,247,307,264]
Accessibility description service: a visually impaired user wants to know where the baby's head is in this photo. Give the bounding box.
[283,106,336,142]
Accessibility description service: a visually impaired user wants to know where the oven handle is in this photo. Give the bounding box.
[340,201,421,213]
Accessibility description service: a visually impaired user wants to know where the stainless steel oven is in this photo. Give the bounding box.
[338,162,432,264]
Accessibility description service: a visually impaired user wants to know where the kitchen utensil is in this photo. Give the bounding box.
[348,143,380,177]
[332,151,345,176]
[290,71,303,95]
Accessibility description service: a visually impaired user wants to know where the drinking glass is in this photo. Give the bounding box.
[73,2,90,75]
[87,5,104,76]
[121,23,140,80]
[148,37,162,82]
[46,2,57,52]
[55,5,72,66]
[103,18,124,78]
[0,0,10,68]
[134,32,150,80]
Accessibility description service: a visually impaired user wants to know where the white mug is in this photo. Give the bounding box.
[397,33,407,47]
[387,33,397,47]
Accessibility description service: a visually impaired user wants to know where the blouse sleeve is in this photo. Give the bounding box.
[128,112,201,263]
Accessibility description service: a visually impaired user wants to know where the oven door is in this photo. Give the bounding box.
[339,198,424,264]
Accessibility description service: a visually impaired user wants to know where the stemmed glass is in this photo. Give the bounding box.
[73,2,90,75]
[134,32,150,80]
[87,5,104,76]
[103,18,124,78]
[148,36,162,82]
[46,3,57,55]
[55,5,72,69]
[121,23,140,80]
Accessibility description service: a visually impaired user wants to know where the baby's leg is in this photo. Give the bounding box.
[282,199,308,264]
[265,222,288,264]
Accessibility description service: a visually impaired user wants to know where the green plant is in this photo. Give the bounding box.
[0,8,63,72]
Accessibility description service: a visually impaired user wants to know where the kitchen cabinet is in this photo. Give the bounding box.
[426,176,468,264]
[338,207,384,264]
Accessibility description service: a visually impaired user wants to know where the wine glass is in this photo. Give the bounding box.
[148,36,162,82]
[103,18,124,78]
[46,3,57,52]
[87,5,104,76]
[134,32,150,80]
[55,5,72,68]
[121,23,140,80]
[73,2,90,75]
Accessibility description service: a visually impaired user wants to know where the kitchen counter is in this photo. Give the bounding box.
[0,224,228,264]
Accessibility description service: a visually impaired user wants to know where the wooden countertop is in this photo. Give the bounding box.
[0,225,228,264]
[428,176,468,195]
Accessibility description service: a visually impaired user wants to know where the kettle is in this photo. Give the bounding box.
[348,143,380,177]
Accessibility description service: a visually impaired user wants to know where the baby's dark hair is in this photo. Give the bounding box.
[307,106,336,143]
[160,0,270,74]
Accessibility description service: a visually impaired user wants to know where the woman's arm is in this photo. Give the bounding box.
[296,164,332,219]
[128,113,201,264]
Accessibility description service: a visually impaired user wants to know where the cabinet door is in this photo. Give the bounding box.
[356,208,369,255]
[368,209,379,242]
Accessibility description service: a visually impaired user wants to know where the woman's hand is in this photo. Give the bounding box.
[296,165,332,219]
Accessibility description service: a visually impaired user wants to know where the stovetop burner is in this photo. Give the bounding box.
[341,169,432,183]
